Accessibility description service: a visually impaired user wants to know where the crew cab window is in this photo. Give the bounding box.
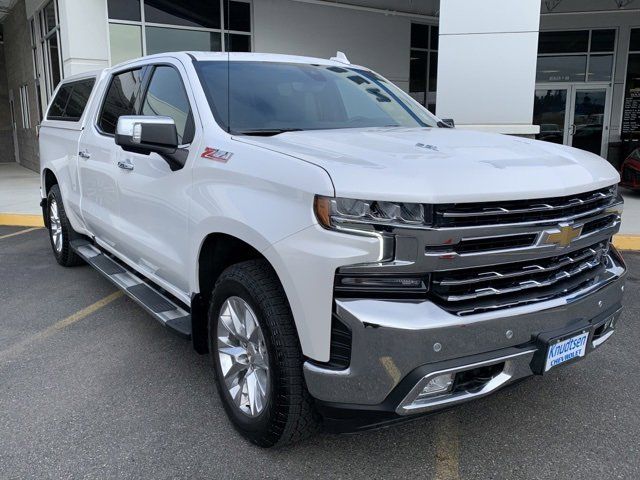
[47,78,96,122]
[141,66,194,144]
[98,68,145,134]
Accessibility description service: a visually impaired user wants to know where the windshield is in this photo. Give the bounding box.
[195,61,439,134]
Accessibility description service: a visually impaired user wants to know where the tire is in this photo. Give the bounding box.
[46,184,84,267]
[208,259,320,447]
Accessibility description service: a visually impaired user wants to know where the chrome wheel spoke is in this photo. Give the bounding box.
[49,199,63,253]
[217,296,270,417]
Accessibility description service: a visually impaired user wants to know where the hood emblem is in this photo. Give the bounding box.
[542,223,583,248]
[416,143,439,152]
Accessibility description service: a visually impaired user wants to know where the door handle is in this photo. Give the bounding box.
[117,159,134,171]
[78,150,91,159]
[570,124,577,135]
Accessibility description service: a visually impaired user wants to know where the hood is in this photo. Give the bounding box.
[236,127,620,203]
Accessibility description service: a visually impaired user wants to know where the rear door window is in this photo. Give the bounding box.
[98,68,145,134]
[141,65,195,144]
[47,78,96,121]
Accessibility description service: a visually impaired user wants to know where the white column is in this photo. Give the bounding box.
[436,0,541,136]
[58,0,110,77]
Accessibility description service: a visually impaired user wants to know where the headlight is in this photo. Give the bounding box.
[315,196,431,231]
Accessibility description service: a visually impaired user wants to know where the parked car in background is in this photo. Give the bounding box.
[620,147,640,190]
[39,52,626,447]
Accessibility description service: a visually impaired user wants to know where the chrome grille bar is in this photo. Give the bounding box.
[439,189,614,219]
[434,247,598,286]
[441,256,602,302]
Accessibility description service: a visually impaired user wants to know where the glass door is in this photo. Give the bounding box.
[569,87,609,156]
[534,84,611,157]
[534,87,570,146]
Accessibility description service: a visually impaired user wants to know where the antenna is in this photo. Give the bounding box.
[226,0,230,133]
[330,51,351,64]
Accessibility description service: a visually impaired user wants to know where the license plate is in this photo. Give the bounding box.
[544,331,589,372]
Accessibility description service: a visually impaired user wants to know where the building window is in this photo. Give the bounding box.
[19,85,30,129]
[107,0,252,65]
[409,23,438,114]
[30,1,62,120]
[622,28,640,142]
[536,29,616,83]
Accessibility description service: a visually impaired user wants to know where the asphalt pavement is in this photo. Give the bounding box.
[1,225,639,479]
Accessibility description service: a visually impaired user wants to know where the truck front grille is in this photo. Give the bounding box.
[433,186,616,228]
[430,241,609,315]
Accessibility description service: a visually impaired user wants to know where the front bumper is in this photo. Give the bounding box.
[304,250,626,427]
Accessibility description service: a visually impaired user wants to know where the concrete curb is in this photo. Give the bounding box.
[612,235,640,251]
[1,213,639,251]
[0,213,45,227]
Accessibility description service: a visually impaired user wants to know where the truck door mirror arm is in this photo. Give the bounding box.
[115,115,186,170]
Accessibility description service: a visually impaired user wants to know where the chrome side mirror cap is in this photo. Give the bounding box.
[115,116,178,155]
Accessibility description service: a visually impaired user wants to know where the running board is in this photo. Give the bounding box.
[71,239,192,339]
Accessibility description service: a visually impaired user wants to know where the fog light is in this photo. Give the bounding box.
[417,373,454,399]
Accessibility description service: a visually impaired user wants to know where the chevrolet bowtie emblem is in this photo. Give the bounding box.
[544,224,583,247]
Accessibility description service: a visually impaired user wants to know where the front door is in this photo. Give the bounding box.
[113,62,198,297]
[533,84,611,157]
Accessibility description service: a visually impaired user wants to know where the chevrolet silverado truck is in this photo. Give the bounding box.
[39,52,626,447]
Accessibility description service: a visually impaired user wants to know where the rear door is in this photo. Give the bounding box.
[42,77,96,226]
[78,67,147,246]
[113,60,199,297]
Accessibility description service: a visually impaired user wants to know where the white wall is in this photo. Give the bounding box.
[57,0,109,76]
[253,0,419,90]
[436,0,541,134]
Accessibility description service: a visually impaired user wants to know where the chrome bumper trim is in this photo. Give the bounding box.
[395,349,536,415]
[303,255,625,406]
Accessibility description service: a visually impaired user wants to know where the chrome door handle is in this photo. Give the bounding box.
[570,124,577,135]
[117,159,134,171]
[78,150,91,159]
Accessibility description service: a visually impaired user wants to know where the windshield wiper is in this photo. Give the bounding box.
[236,128,304,136]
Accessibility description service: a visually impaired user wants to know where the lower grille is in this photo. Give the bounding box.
[430,241,609,315]
[325,315,352,369]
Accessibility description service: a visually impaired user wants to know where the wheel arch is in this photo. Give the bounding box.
[191,231,295,354]
[43,168,58,195]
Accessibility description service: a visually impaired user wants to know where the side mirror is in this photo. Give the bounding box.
[440,118,455,128]
[115,116,178,156]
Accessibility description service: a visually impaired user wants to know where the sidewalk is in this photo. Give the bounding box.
[0,163,43,226]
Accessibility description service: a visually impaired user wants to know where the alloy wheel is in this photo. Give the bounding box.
[217,296,270,417]
[49,198,63,253]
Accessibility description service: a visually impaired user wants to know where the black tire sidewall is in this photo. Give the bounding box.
[208,278,277,438]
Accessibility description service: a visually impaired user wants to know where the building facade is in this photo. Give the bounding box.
[0,0,638,172]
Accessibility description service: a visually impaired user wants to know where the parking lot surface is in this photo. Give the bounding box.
[1,225,639,480]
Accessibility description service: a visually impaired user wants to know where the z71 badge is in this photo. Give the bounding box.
[201,147,233,162]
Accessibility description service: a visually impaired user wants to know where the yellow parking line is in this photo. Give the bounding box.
[0,213,45,227]
[612,235,640,251]
[0,291,124,362]
[0,227,42,240]
[434,412,461,480]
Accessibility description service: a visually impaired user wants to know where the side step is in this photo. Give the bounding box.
[71,239,192,339]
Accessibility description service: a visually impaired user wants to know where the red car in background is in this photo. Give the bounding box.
[620,147,640,190]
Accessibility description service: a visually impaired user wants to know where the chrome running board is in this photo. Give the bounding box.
[71,239,192,339]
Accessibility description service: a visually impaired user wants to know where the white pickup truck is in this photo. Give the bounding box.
[39,52,626,447]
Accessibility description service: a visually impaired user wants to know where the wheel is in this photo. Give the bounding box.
[46,184,83,267]
[208,259,320,447]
